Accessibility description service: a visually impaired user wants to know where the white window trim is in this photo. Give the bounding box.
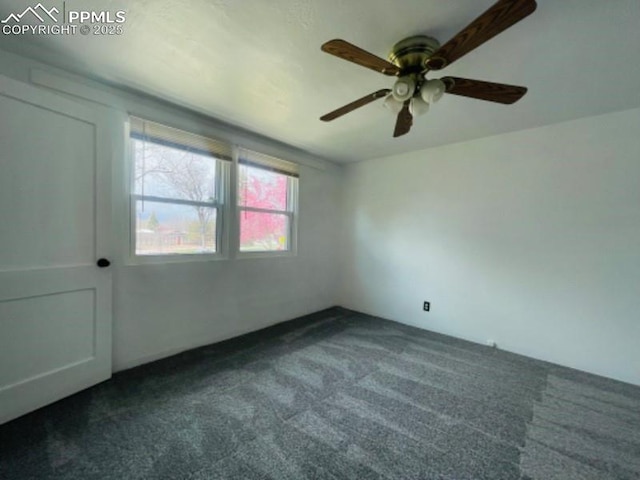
[126,122,230,265]
[235,152,299,259]
[124,118,299,264]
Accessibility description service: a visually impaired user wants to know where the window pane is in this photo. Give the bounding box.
[239,210,289,252]
[238,164,288,211]
[133,138,217,203]
[135,200,216,255]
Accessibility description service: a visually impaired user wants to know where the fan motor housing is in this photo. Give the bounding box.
[388,35,441,71]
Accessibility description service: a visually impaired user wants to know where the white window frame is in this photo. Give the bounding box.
[235,154,299,259]
[127,118,231,264]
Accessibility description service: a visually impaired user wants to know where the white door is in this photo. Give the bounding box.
[0,75,113,424]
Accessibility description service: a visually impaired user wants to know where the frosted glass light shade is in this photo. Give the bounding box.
[392,76,416,102]
[421,79,446,103]
[383,93,404,114]
[409,96,430,116]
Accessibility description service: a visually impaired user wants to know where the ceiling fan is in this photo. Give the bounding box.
[319,0,537,138]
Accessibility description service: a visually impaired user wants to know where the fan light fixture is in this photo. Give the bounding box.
[409,96,430,116]
[420,79,446,104]
[391,76,415,102]
[383,93,404,114]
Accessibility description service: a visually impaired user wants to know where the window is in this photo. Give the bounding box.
[128,118,300,261]
[130,117,231,257]
[238,149,298,253]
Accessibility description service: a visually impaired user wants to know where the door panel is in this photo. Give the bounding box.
[0,75,112,424]
[0,94,96,268]
[0,289,96,387]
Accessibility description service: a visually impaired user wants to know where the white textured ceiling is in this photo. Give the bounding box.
[1,0,639,163]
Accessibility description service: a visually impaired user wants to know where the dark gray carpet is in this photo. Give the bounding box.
[1,308,639,479]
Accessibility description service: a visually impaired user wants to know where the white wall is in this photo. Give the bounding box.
[341,108,640,386]
[0,49,343,371]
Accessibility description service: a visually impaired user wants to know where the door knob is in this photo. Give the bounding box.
[96,258,111,268]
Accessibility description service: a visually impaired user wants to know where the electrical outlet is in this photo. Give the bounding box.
[423,301,430,312]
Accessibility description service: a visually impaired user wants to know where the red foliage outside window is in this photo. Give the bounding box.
[239,165,289,251]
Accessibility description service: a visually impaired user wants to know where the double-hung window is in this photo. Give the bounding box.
[130,117,231,257]
[237,148,299,254]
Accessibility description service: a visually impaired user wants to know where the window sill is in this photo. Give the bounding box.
[235,250,297,260]
[125,252,226,266]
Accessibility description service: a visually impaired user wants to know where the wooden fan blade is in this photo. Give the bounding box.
[426,0,537,70]
[442,77,527,104]
[322,39,400,76]
[320,89,391,122]
[393,100,413,138]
